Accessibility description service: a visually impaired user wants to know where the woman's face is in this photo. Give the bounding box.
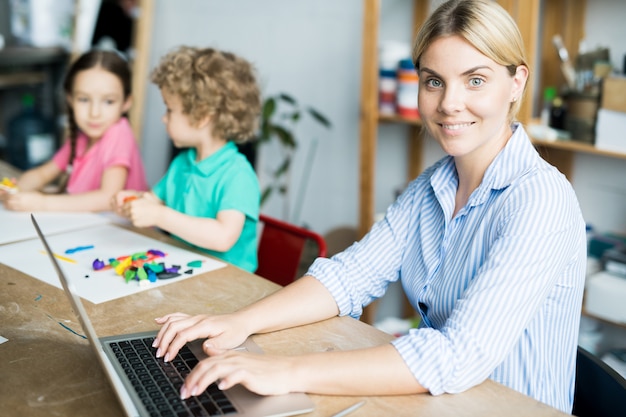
[417,35,527,162]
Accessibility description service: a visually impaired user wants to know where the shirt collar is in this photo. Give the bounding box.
[431,123,540,207]
[185,142,239,175]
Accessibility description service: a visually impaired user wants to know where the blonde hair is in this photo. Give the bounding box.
[412,0,529,121]
[151,46,261,142]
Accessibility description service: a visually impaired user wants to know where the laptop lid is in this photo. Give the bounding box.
[32,214,143,415]
[32,214,314,417]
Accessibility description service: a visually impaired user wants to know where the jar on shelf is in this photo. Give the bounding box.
[396,58,419,119]
[378,68,397,116]
[378,41,410,116]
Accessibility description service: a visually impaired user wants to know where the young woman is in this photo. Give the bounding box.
[1,50,148,211]
[152,1,586,413]
[112,46,261,272]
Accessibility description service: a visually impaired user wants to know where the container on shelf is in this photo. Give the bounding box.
[6,93,55,170]
[378,41,410,116]
[565,91,599,144]
[378,68,397,116]
[540,86,557,126]
[396,58,419,119]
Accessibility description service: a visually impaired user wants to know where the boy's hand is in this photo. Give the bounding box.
[111,190,142,216]
[125,196,163,228]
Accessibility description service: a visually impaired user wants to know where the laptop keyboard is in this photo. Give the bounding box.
[108,337,237,417]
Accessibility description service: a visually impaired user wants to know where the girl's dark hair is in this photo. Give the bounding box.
[59,50,132,192]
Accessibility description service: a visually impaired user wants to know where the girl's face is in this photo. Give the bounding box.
[417,35,527,163]
[159,88,206,148]
[67,67,131,142]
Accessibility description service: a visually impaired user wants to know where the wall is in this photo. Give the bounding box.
[139,0,626,239]
[141,0,365,236]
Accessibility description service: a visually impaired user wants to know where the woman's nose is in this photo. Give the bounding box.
[438,85,465,114]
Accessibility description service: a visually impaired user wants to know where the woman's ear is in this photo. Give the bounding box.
[512,65,529,101]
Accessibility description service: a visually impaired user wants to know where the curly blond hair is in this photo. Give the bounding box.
[151,46,261,143]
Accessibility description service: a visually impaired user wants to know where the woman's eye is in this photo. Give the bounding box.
[426,78,442,88]
[469,78,484,87]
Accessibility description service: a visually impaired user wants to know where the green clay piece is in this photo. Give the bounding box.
[137,267,148,280]
[144,262,164,273]
[110,259,120,267]
[131,252,148,260]
[124,268,136,282]
[187,260,203,268]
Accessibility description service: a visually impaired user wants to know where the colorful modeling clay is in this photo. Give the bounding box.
[91,249,193,285]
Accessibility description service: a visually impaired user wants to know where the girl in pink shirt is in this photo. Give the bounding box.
[0,50,148,212]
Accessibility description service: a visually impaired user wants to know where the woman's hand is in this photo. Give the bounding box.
[153,312,251,363]
[181,348,297,398]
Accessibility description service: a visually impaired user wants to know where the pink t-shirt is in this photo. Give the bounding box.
[53,118,148,193]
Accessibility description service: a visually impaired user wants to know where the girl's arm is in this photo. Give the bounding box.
[8,165,128,212]
[16,160,62,191]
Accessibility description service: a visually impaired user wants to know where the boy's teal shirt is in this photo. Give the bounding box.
[152,142,260,272]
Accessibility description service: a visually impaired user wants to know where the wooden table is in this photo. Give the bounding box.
[0,223,568,417]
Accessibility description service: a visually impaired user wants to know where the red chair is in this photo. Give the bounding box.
[255,214,327,286]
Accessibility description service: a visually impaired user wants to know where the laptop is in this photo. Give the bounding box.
[32,214,315,417]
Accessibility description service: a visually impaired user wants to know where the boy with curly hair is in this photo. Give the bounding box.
[113,46,262,272]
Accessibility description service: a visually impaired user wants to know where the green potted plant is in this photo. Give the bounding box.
[240,93,331,221]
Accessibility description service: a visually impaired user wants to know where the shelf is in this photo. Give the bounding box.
[532,138,626,161]
[0,46,68,68]
[378,114,422,126]
[582,308,626,331]
[0,71,46,88]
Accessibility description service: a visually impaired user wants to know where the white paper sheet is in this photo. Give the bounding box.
[0,223,226,303]
[0,206,112,245]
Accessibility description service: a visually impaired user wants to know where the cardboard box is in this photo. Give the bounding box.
[585,271,626,325]
[595,108,626,153]
[602,76,626,113]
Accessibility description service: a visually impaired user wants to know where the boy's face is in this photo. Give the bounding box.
[159,88,202,148]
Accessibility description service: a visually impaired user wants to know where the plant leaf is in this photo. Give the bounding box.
[260,187,272,206]
[307,107,332,128]
[278,93,296,105]
[271,125,297,148]
[274,158,291,177]
[262,98,276,120]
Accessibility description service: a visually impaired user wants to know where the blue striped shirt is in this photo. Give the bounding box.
[307,124,586,413]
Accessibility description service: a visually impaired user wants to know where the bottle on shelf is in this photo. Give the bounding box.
[540,86,557,126]
[549,95,567,131]
[396,58,419,119]
[378,41,410,116]
[7,93,55,170]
